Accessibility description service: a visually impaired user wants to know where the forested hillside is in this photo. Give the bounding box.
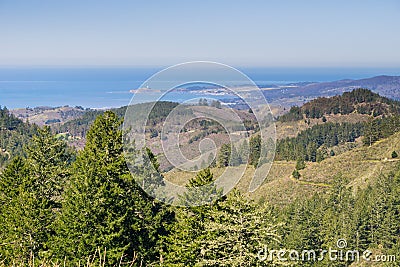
[275,122,364,162]
[1,88,400,265]
[279,88,400,122]
[0,109,399,265]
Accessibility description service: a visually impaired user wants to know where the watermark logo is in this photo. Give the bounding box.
[336,238,347,249]
[257,239,396,263]
[123,61,276,206]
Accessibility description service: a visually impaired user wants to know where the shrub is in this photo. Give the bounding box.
[292,169,301,179]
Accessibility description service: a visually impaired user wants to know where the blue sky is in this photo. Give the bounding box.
[0,0,399,67]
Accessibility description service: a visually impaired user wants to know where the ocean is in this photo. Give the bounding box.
[1,66,399,109]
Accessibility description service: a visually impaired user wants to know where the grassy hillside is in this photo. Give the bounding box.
[276,113,371,140]
[257,131,400,205]
[300,131,400,187]
[11,106,86,126]
[164,131,400,206]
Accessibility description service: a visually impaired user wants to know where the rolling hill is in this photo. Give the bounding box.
[279,88,400,122]
[269,75,400,100]
[163,88,400,207]
[164,130,400,207]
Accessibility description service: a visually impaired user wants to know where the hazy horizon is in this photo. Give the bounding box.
[0,66,399,109]
[1,0,399,67]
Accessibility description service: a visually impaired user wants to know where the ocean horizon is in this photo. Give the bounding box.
[1,66,399,109]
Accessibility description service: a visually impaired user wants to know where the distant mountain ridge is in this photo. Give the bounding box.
[279,75,400,100]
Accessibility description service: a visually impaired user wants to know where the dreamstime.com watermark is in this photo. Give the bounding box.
[258,239,397,263]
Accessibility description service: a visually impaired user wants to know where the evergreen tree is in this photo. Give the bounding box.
[218,143,231,167]
[25,126,72,203]
[180,168,222,207]
[365,174,398,249]
[307,142,318,162]
[197,190,280,266]
[239,139,250,164]
[296,158,306,170]
[292,169,301,179]
[207,152,216,168]
[278,106,302,122]
[363,118,380,146]
[280,194,325,264]
[165,168,222,266]
[249,135,261,167]
[52,111,168,265]
[387,167,400,259]
[352,185,374,250]
[0,127,72,262]
[320,174,356,265]
[145,147,160,172]
[138,147,164,196]
[167,186,280,266]
[316,149,326,163]
[230,145,241,166]
[0,157,31,262]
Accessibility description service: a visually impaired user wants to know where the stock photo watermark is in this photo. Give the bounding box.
[258,239,397,263]
[123,61,276,207]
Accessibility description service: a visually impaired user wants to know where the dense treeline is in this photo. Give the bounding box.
[278,106,304,122]
[363,115,400,146]
[166,166,400,266]
[216,120,383,168]
[0,127,73,261]
[52,112,171,263]
[0,106,38,168]
[216,135,263,168]
[0,112,172,265]
[0,111,278,265]
[53,109,104,137]
[276,122,364,162]
[279,171,400,266]
[279,88,400,122]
